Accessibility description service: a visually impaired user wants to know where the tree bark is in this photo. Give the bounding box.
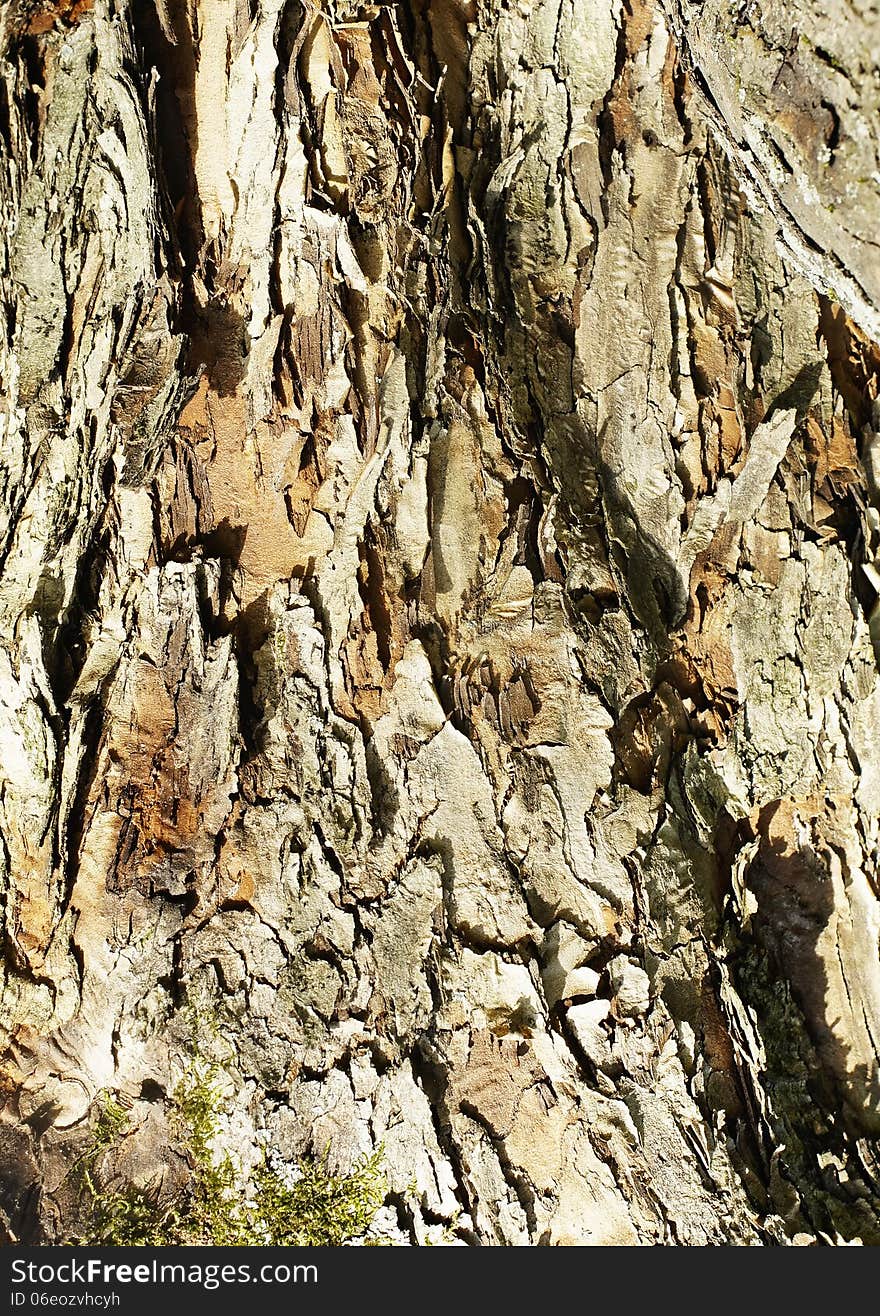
[3,0,880,1245]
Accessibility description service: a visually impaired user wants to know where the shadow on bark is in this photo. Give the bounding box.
[725,801,880,1239]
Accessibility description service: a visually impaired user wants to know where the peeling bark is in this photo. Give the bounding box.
[3,0,880,1245]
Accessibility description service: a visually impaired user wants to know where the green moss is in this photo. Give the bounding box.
[84,1183,182,1247]
[250,1149,386,1246]
[73,1094,177,1246]
[72,1062,385,1247]
[88,1094,130,1155]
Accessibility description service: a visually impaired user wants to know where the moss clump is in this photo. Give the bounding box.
[83,1182,182,1247]
[73,1065,386,1246]
[89,1094,130,1152]
[250,1149,386,1246]
[74,1094,179,1246]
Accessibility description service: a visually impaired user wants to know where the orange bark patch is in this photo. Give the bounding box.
[669,527,741,749]
[2,808,57,968]
[803,416,859,488]
[602,0,661,148]
[26,0,92,34]
[818,296,880,427]
[699,974,745,1118]
[338,524,411,727]
[611,682,690,792]
[176,378,332,632]
[717,388,743,468]
[622,0,657,58]
[691,321,727,395]
[79,656,231,896]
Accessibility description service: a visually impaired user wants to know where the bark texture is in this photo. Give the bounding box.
[2,0,880,1245]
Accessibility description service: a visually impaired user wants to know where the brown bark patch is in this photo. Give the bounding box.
[818,297,880,428]
[25,0,92,35]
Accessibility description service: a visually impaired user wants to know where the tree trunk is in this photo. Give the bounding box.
[3,0,880,1246]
